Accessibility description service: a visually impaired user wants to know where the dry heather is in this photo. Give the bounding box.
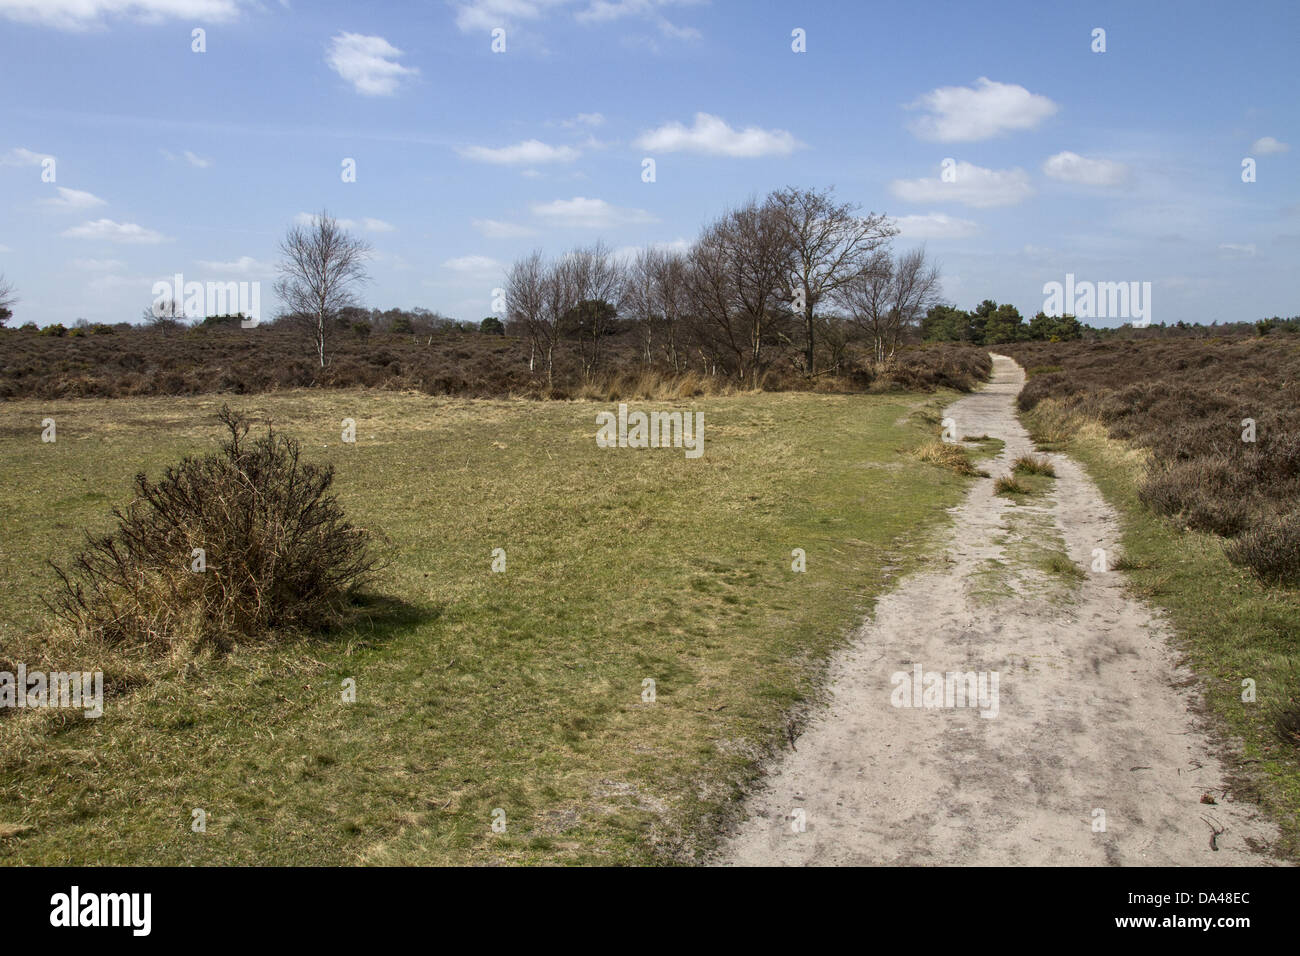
[1006,337,1300,584]
[0,322,990,400]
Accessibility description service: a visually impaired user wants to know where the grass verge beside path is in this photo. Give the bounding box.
[1025,403,1300,862]
[0,386,986,864]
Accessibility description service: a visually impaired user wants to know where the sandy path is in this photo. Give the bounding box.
[720,354,1282,866]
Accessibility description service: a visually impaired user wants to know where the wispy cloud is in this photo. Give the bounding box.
[634,113,802,157]
[326,33,418,96]
[894,213,980,240]
[451,0,702,40]
[61,219,167,243]
[558,112,605,128]
[1250,136,1290,155]
[1218,242,1257,259]
[458,139,581,164]
[441,254,506,274]
[293,212,394,233]
[530,196,657,228]
[0,0,242,31]
[71,257,124,271]
[195,255,273,275]
[891,161,1033,209]
[41,187,108,210]
[0,146,52,166]
[472,218,538,238]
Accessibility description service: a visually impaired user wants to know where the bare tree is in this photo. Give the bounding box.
[505,250,547,374]
[838,248,940,366]
[769,186,897,374]
[0,274,17,326]
[836,249,895,366]
[686,199,793,387]
[624,248,660,366]
[564,241,624,380]
[652,250,690,372]
[536,255,575,389]
[886,247,941,361]
[275,211,371,367]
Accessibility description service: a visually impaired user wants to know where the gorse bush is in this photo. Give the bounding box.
[50,405,383,655]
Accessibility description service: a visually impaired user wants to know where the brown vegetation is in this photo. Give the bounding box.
[1006,337,1300,584]
[0,321,990,401]
[49,405,383,659]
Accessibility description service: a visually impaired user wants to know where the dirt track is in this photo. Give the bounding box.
[719,354,1283,866]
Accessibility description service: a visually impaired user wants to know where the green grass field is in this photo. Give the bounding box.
[1025,406,1300,860]
[0,387,985,864]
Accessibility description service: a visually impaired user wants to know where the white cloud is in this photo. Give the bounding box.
[894,213,979,240]
[71,257,124,271]
[452,0,565,32]
[61,219,167,243]
[325,33,418,96]
[451,0,700,39]
[183,150,211,168]
[458,139,581,165]
[0,0,241,30]
[559,112,605,128]
[42,187,108,210]
[472,218,538,238]
[442,255,506,274]
[890,162,1033,208]
[1218,243,1257,259]
[293,212,394,233]
[1250,136,1290,155]
[576,0,702,39]
[612,237,691,261]
[0,146,52,166]
[633,112,802,157]
[530,196,657,228]
[1042,151,1128,186]
[195,255,273,275]
[905,77,1058,142]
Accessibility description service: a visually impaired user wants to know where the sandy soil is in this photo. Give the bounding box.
[719,354,1283,866]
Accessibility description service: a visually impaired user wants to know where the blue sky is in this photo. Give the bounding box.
[0,0,1296,327]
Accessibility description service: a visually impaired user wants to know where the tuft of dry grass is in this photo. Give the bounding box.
[913,440,987,477]
[1012,454,1056,477]
[993,474,1031,496]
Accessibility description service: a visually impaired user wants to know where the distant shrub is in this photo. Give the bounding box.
[1226,512,1300,586]
[49,405,384,656]
[1139,457,1250,536]
[39,323,67,337]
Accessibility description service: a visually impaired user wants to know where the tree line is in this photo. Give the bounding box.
[503,186,950,387]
